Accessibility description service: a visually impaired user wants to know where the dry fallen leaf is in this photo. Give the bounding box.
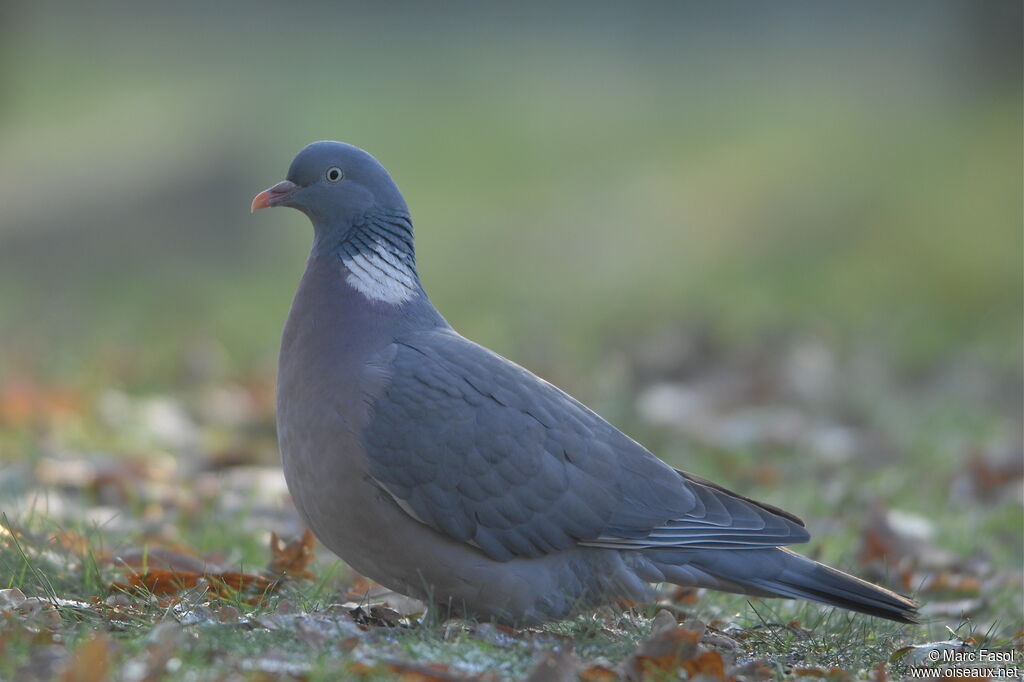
[916,570,982,595]
[268,528,317,580]
[390,664,449,682]
[349,660,476,681]
[111,567,279,604]
[683,650,727,680]
[0,376,82,426]
[579,665,619,681]
[214,570,278,594]
[961,449,1024,500]
[671,586,700,604]
[858,514,908,566]
[108,533,320,605]
[619,625,702,680]
[112,569,202,596]
[214,604,241,623]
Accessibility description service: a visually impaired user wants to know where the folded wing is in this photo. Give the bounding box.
[362,329,808,561]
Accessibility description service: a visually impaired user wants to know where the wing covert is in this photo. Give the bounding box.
[361,329,807,561]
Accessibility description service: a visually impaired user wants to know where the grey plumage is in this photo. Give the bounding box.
[253,140,918,626]
[365,330,808,560]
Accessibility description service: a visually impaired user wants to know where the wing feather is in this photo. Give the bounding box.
[362,329,808,561]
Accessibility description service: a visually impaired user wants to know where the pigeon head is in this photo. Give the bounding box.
[251,141,408,229]
[254,141,423,305]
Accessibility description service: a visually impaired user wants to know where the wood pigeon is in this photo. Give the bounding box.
[251,141,918,625]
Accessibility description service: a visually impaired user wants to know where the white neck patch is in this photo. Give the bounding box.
[341,235,418,305]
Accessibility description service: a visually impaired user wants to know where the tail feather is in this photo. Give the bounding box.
[741,548,919,623]
[645,547,918,623]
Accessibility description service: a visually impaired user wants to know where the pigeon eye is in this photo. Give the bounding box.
[325,167,344,183]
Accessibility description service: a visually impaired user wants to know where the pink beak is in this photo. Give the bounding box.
[251,180,299,212]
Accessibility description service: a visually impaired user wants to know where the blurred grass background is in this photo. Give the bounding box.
[0,3,1021,671]
[1,0,1020,391]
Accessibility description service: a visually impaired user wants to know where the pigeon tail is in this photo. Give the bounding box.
[645,547,919,624]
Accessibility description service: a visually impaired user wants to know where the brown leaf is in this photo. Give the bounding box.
[59,633,114,682]
[112,567,280,603]
[858,523,900,565]
[672,586,700,604]
[268,528,317,580]
[213,570,277,594]
[215,604,241,623]
[729,660,775,680]
[0,376,82,426]
[857,505,933,568]
[918,571,982,595]
[964,449,1024,499]
[155,596,183,609]
[348,662,377,676]
[579,665,619,681]
[0,378,36,425]
[115,569,202,595]
[367,605,403,627]
[683,650,727,680]
[619,625,702,680]
[383,661,467,681]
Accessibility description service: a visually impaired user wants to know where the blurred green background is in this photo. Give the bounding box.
[1,0,1020,388]
[0,2,1022,652]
